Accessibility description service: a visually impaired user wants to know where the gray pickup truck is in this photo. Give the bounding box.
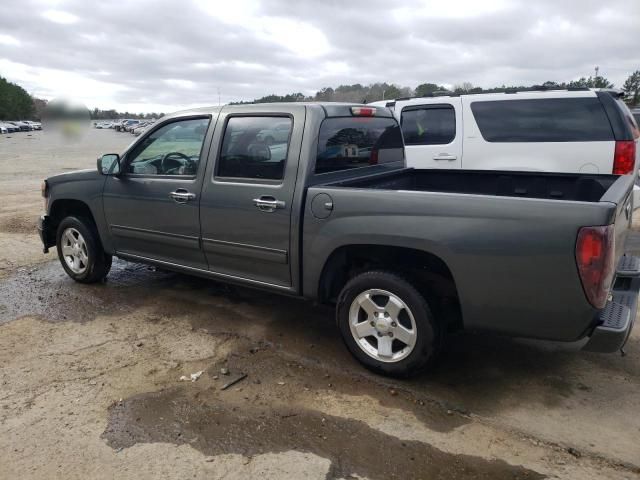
[38,102,640,376]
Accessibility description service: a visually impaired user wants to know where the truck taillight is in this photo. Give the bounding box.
[612,140,636,175]
[351,107,376,117]
[575,225,615,309]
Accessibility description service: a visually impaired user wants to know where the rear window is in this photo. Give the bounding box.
[315,117,404,174]
[470,98,614,142]
[401,105,455,145]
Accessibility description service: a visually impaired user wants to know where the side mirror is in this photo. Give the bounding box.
[98,153,121,175]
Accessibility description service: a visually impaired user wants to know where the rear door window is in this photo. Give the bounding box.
[216,116,292,180]
[315,117,404,174]
[401,105,456,145]
[470,98,614,142]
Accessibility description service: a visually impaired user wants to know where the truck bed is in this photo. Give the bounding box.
[304,168,635,342]
[329,168,619,202]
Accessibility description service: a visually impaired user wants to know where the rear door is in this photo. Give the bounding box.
[199,104,306,288]
[399,98,463,169]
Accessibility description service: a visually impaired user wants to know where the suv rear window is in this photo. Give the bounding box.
[315,117,404,174]
[471,98,614,142]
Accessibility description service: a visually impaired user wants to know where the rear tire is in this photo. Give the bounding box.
[56,216,112,283]
[336,270,440,377]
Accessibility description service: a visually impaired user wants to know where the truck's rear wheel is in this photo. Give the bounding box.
[56,216,112,283]
[336,271,439,377]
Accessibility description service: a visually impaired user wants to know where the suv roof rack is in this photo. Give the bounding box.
[389,87,596,103]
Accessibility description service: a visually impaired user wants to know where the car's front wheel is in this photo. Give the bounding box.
[56,216,112,283]
[336,271,440,377]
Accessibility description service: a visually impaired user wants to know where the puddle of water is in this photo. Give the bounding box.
[0,259,173,324]
[102,386,543,480]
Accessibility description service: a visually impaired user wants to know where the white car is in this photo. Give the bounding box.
[24,121,42,130]
[131,123,150,136]
[370,89,640,206]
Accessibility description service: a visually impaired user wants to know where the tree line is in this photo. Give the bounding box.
[89,108,164,120]
[239,70,640,106]
[2,70,639,121]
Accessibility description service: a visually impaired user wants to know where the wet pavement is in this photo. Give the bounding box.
[1,255,640,478]
[103,386,540,480]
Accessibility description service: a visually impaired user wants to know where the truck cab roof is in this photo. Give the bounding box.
[165,102,395,121]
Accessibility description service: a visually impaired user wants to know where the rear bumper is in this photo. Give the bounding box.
[584,256,640,353]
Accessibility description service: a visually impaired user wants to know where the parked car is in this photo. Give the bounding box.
[131,122,150,136]
[24,121,42,130]
[113,120,130,132]
[370,89,640,205]
[122,120,140,132]
[9,121,32,132]
[631,108,640,126]
[0,122,19,133]
[38,103,639,376]
[256,121,292,145]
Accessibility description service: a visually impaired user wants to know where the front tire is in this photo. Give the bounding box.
[336,271,440,377]
[56,216,112,283]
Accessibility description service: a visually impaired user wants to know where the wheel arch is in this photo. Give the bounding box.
[317,244,462,331]
[46,199,110,251]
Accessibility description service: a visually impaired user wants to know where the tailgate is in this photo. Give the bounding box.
[601,174,635,266]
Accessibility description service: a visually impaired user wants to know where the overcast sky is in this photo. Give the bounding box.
[0,0,638,112]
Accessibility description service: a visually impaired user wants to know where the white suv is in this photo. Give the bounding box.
[371,90,639,197]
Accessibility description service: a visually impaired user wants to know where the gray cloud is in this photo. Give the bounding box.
[0,0,638,112]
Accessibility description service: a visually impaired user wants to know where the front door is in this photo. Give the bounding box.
[199,105,306,288]
[400,99,463,169]
[103,116,212,268]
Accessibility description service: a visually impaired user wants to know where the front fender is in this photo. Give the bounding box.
[46,170,112,253]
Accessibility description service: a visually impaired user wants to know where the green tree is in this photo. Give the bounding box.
[383,84,402,100]
[623,70,640,106]
[415,83,448,97]
[567,76,614,89]
[0,76,34,120]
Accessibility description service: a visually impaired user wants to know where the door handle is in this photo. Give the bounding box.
[169,189,196,204]
[253,196,286,212]
[433,153,457,161]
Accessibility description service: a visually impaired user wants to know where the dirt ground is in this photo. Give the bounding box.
[0,129,639,479]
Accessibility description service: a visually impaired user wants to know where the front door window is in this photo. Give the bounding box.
[127,118,210,176]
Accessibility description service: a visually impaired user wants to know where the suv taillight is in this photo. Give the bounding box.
[612,140,636,175]
[575,225,615,309]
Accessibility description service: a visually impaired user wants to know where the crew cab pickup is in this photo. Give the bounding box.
[38,103,640,376]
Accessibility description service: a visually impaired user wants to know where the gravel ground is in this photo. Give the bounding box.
[0,129,639,479]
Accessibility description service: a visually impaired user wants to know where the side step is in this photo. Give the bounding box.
[617,255,640,277]
[584,279,640,353]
